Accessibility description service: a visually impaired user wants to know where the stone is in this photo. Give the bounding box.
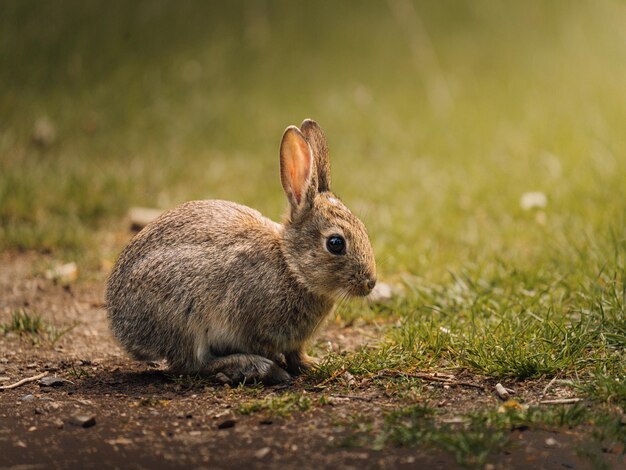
[39,376,71,387]
[495,383,510,400]
[68,414,96,428]
[106,437,133,446]
[545,437,558,447]
[367,282,394,303]
[254,447,271,459]
[45,263,78,285]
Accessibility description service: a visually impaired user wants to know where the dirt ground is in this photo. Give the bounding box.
[0,253,621,469]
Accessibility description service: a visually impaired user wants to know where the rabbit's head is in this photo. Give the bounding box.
[280,119,376,299]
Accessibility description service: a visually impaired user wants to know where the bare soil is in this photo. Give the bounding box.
[0,253,621,469]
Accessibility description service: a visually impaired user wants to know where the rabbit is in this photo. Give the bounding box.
[105,119,377,384]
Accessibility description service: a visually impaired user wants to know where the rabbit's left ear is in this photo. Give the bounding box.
[280,126,318,217]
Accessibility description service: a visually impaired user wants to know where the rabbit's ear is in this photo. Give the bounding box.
[280,126,318,215]
[300,119,331,192]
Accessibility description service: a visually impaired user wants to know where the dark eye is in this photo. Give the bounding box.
[326,235,346,255]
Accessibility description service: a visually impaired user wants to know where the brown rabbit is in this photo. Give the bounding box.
[106,120,376,384]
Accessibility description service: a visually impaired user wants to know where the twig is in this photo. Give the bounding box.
[0,371,48,391]
[539,397,584,405]
[376,370,485,391]
[329,394,374,402]
[405,372,485,390]
[541,376,558,397]
[317,367,347,387]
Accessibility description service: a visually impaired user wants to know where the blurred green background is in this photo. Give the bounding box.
[1,0,625,281]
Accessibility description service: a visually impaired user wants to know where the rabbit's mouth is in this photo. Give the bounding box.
[350,276,377,297]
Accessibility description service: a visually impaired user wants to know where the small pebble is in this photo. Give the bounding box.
[254,447,271,459]
[68,414,96,428]
[39,376,71,387]
[367,282,394,303]
[45,263,78,285]
[495,383,510,400]
[545,437,558,447]
[106,437,133,446]
[19,394,36,402]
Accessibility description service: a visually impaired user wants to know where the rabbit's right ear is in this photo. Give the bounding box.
[280,126,318,218]
[300,119,331,192]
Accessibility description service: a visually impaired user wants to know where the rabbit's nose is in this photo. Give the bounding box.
[366,277,377,291]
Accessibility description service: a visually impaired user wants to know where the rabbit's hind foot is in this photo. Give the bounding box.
[205,354,291,385]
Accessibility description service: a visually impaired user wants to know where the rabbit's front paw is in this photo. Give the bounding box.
[285,351,319,375]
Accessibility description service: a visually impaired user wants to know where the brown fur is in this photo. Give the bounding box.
[106,120,376,384]
[300,119,331,192]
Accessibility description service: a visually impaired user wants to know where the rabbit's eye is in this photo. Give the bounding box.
[326,235,346,255]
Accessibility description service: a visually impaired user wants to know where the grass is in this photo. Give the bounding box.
[1,308,74,345]
[1,309,44,335]
[373,403,626,468]
[331,402,625,467]
[312,232,625,403]
[238,392,317,418]
[1,0,625,459]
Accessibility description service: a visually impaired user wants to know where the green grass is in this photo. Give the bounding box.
[1,0,625,450]
[238,392,317,418]
[1,308,75,345]
[340,403,624,468]
[314,235,625,384]
[1,309,45,335]
[385,404,625,468]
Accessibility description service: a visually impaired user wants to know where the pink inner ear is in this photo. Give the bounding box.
[283,133,311,204]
